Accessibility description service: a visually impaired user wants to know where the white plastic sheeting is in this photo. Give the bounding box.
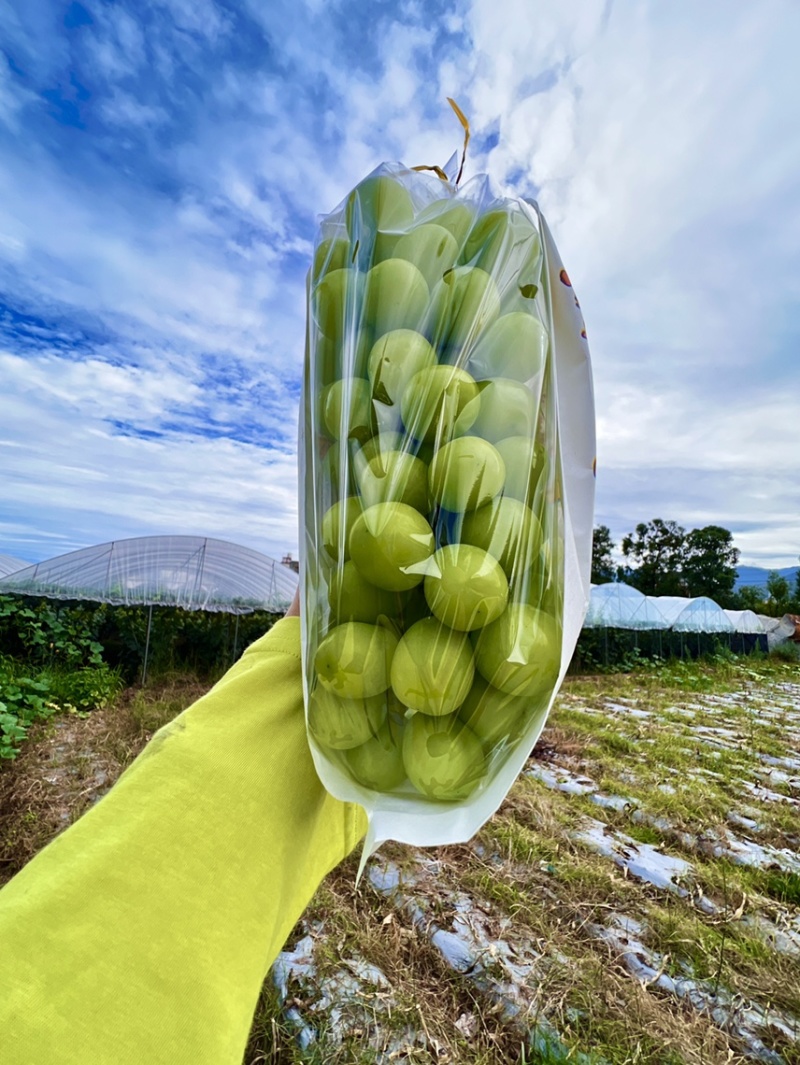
[670,597,735,633]
[0,555,27,578]
[0,536,298,614]
[622,594,734,633]
[584,583,667,630]
[723,610,767,635]
[586,586,759,635]
[757,614,798,650]
[652,597,695,626]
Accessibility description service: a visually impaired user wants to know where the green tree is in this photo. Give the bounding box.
[681,525,739,604]
[766,571,790,616]
[736,585,765,612]
[621,519,686,595]
[793,558,800,612]
[591,525,616,584]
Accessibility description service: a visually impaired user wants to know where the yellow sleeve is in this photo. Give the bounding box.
[0,616,366,1065]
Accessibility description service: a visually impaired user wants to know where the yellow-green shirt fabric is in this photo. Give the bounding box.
[0,617,366,1063]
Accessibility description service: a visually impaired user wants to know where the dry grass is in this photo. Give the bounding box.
[0,674,206,886]
[1,657,798,1065]
[244,657,800,1064]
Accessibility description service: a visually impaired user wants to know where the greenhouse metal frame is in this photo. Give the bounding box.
[581,583,769,665]
[0,536,299,681]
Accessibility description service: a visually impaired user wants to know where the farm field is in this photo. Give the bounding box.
[1,655,798,1064]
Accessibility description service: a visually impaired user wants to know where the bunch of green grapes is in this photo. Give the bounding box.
[305,172,563,803]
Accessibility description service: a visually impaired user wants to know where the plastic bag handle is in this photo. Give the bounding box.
[412,98,471,186]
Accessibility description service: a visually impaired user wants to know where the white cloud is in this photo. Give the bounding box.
[100,92,169,127]
[0,56,35,131]
[0,0,798,573]
[0,352,202,422]
[0,357,299,561]
[0,147,298,374]
[154,0,232,40]
[443,0,800,563]
[86,7,147,80]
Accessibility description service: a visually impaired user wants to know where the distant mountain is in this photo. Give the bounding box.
[735,565,799,590]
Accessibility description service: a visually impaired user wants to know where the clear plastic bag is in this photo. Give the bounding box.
[299,161,595,862]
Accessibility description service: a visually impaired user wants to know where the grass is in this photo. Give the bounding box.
[1,652,798,1064]
[0,673,206,886]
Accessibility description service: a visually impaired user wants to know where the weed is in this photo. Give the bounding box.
[2,655,799,1064]
[754,869,800,907]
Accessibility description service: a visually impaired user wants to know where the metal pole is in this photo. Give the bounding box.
[142,604,153,685]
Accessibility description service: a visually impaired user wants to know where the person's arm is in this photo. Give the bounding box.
[0,615,366,1065]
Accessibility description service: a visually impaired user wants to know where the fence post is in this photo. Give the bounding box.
[142,604,153,685]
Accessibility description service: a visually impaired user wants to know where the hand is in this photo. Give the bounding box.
[285,586,300,617]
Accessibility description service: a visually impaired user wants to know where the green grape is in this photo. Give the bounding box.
[416,201,476,247]
[367,329,436,407]
[460,497,542,579]
[312,268,363,341]
[321,496,362,561]
[466,311,548,383]
[322,378,374,442]
[364,259,429,338]
[424,544,508,632]
[392,223,459,290]
[402,712,485,801]
[474,604,560,698]
[510,542,563,619]
[390,617,474,716]
[349,502,435,591]
[428,437,505,513]
[357,449,429,512]
[399,586,432,630]
[315,621,398,699]
[346,174,415,237]
[494,436,546,502]
[356,431,406,467]
[460,207,540,284]
[328,560,401,623]
[307,684,386,749]
[427,266,501,351]
[400,365,479,444]
[345,712,407,790]
[320,440,356,500]
[466,378,536,443]
[312,235,351,282]
[457,674,531,749]
[313,335,338,391]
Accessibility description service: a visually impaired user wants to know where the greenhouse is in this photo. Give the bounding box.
[0,536,298,614]
[654,596,735,633]
[723,609,767,635]
[584,582,667,630]
[0,555,27,578]
[579,584,770,666]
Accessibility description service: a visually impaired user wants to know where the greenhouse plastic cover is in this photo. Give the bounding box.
[585,585,763,634]
[0,536,298,614]
[584,583,668,630]
[0,555,27,578]
[723,609,767,634]
[655,596,734,632]
[758,614,798,649]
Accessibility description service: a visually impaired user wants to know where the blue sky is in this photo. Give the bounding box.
[1,0,798,568]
